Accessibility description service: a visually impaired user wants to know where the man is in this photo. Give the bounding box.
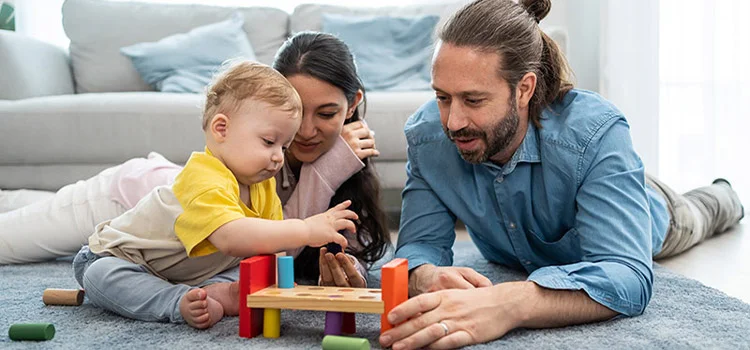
[379,0,745,349]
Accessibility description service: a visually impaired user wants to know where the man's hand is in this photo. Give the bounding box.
[409,264,493,296]
[380,280,619,349]
[379,282,529,350]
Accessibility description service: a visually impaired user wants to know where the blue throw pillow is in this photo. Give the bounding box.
[120,12,256,93]
[322,14,439,91]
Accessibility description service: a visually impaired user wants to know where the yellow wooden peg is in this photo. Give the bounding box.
[263,308,281,338]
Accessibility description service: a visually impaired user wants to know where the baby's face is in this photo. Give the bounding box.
[220,100,300,186]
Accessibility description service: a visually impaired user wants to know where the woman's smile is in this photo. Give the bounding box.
[293,140,320,152]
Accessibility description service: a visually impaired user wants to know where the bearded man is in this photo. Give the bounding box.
[379,0,744,349]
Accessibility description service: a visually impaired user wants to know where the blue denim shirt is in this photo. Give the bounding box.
[395,89,669,316]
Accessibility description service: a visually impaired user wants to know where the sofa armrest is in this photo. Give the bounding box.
[0,30,74,100]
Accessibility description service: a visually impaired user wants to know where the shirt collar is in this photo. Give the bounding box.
[483,121,541,175]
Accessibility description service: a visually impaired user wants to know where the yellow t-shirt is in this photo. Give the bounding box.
[88,148,283,285]
[174,147,283,257]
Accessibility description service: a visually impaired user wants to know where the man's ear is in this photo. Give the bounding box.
[209,113,229,143]
[516,72,537,110]
[346,89,364,120]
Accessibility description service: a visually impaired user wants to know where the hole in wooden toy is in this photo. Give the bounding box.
[308,287,324,290]
[296,293,311,296]
[358,296,376,299]
[337,289,354,292]
[328,295,343,298]
[265,291,281,295]
[369,290,381,294]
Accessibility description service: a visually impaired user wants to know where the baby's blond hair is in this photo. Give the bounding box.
[202,60,302,130]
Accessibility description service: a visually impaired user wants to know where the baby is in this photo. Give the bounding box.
[72,61,355,329]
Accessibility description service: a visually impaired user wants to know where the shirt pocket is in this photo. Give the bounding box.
[524,227,582,264]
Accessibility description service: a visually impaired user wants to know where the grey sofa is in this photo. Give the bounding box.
[0,0,565,214]
[0,0,477,213]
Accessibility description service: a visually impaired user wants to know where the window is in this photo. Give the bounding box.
[658,0,750,201]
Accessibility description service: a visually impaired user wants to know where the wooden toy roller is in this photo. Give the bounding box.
[43,289,84,306]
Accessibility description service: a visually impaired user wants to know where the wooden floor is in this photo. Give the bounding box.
[391,220,749,304]
[659,221,749,303]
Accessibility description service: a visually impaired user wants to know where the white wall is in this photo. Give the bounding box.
[544,0,660,175]
[599,0,660,175]
[14,0,67,48]
[542,0,601,93]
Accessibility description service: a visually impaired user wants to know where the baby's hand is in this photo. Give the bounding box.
[303,200,357,249]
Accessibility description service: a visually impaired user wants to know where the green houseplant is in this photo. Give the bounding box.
[0,1,15,31]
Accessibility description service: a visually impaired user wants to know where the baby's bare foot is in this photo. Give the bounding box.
[203,282,240,316]
[179,288,224,329]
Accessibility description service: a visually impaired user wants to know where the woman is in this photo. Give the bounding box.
[0,32,389,287]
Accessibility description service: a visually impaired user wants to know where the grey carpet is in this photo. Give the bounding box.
[2,241,750,349]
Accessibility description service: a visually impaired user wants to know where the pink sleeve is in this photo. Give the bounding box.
[110,152,183,209]
[284,135,365,258]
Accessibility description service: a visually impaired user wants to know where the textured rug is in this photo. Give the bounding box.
[2,241,750,349]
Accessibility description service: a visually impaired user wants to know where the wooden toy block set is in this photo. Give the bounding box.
[14,254,408,348]
[238,254,408,344]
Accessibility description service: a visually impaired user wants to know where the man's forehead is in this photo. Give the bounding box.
[432,84,490,97]
[431,67,502,96]
[432,44,505,92]
[433,41,502,65]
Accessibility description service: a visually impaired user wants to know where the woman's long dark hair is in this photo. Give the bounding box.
[273,32,391,281]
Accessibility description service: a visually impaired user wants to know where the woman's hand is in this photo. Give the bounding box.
[342,120,380,159]
[319,247,367,288]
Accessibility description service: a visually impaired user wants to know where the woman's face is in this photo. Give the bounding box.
[285,74,356,165]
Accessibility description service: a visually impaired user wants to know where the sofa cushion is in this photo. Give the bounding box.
[290,2,470,34]
[372,160,408,191]
[0,91,431,191]
[0,92,206,167]
[63,0,288,93]
[120,12,256,93]
[322,14,438,92]
[363,90,435,162]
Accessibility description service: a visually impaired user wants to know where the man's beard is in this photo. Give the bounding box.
[444,100,520,164]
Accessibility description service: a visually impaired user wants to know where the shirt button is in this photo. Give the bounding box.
[524,260,532,265]
[496,177,503,183]
[509,222,516,229]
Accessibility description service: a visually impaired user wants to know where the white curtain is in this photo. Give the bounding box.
[659,0,750,202]
[601,0,749,204]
